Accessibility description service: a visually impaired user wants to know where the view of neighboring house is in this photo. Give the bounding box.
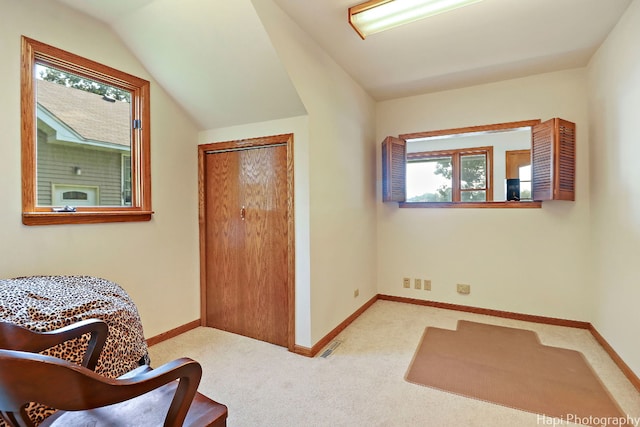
[35,78,132,207]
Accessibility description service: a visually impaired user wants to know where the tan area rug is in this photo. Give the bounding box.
[406,321,629,426]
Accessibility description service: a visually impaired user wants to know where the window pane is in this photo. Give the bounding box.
[461,190,486,202]
[406,157,452,202]
[519,165,531,181]
[122,155,132,205]
[35,65,132,207]
[520,182,532,200]
[460,154,487,189]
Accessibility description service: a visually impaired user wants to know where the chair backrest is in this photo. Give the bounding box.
[0,320,110,427]
[0,350,203,425]
[0,350,95,425]
[0,321,205,427]
[0,321,71,352]
[0,319,108,370]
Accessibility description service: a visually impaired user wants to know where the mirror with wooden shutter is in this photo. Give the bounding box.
[381,118,575,207]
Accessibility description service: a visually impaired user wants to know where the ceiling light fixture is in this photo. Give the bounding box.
[348,0,483,39]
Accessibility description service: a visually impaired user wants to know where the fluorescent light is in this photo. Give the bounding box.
[349,0,483,39]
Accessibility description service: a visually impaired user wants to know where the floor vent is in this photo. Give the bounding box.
[320,340,343,358]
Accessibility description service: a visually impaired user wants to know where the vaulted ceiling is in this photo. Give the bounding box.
[56,0,306,130]
[56,0,632,130]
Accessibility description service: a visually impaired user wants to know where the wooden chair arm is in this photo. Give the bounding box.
[115,358,203,426]
[0,319,108,370]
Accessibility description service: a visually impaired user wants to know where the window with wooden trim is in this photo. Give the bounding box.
[21,36,152,225]
[407,147,493,202]
[381,118,575,208]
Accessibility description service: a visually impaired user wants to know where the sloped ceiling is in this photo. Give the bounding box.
[272,0,633,100]
[56,0,632,129]
[57,0,307,130]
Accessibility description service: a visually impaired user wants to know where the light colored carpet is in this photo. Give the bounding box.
[406,321,626,426]
[148,301,640,427]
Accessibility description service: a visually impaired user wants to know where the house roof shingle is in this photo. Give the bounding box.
[37,78,131,147]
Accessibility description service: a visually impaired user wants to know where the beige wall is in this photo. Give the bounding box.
[588,0,640,376]
[252,0,378,345]
[377,69,593,321]
[0,0,202,338]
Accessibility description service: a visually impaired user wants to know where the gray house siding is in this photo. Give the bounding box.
[37,129,125,206]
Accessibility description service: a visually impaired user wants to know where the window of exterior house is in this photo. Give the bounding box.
[21,36,152,225]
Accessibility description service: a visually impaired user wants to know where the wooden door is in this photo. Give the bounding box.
[505,149,531,180]
[202,139,291,348]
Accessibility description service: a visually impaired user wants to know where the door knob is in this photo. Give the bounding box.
[241,206,246,221]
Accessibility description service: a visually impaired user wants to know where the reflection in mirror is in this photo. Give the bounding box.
[505,149,532,200]
[407,157,452,202]
[405,127,531,202]
[35,64,133,207]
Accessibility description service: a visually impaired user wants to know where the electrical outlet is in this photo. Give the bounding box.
[403,278,411,288]
[457,284,471,295]
[424,279,431,291]
[414,278,422,289]
[354,288,359,298]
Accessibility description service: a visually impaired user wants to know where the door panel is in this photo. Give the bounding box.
[505,150,531,180]
[205,144,289,347]
[205,151,244,335]
[53,184,98,206]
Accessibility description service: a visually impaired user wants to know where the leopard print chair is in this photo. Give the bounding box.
[0,276,149,425]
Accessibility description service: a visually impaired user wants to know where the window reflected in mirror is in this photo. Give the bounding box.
[407,156,452,202]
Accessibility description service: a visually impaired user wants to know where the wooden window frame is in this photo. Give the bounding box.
[21,36,152,225]
[408,146,494,203]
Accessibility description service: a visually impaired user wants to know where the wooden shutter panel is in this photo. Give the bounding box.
[555,119,576,200]
[532,120,553,200]
[382,136,406,202]
[532,118,575,201]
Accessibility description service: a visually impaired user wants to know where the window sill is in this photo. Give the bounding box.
[398,201,542,209]
[22,210,154,226]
